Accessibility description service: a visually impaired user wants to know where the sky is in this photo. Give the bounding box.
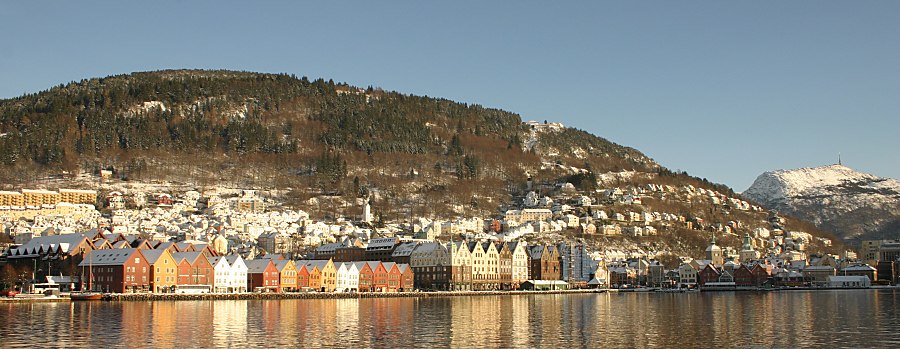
[1,2,897,191]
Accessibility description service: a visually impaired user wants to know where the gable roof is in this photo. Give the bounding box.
[130,239,154,250]
[78,248,141,267]
[156,241,178,252]
[528,245,546,259]
[382,262,397,272]
[172,251,206,265]
[351,261,369,272]
[207,256,228,268]
[303,259,332,271]
[175,242,196,252]
[92,239,112,249]
[104,233,124,243]
[141,249,173,265]
[224,254,244,266]
[273,259,295,272]
[413,242,443,254]
[7,232,93,258]
[245,259,275,273]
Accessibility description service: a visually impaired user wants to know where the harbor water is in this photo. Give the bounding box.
[2,289,899,348]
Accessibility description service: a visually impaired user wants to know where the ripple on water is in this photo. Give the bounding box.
[2,290,900,348]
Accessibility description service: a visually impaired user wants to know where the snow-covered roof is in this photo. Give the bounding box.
[391,241,419,257]
[366,237,398,250]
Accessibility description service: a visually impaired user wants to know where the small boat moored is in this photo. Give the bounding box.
[69,292,103,301]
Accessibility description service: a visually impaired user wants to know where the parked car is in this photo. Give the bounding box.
[3,289,20,297]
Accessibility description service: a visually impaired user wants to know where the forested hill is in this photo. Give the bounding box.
[1,70,524,162]
[0,69,655,184]
[0,69,848,256]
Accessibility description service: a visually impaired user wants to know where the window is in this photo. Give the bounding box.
[136,258,140,263]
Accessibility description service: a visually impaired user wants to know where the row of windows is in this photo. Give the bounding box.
[125,266,148,273]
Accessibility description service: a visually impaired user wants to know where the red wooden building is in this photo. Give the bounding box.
[172,251,214,291]
[371,261,389,292]
[246,259,279,292]
[78,248,150,293]
[698,264,721,286]
[397,264,414,291]
[384,262,401,292]
[297,264,310,289]
[355,261,375,292]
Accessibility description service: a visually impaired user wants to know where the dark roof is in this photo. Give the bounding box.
[78,248,141,267]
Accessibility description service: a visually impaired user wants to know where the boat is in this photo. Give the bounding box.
[69,292,103,301]
[655,288,685,293]
[71,250,103,300]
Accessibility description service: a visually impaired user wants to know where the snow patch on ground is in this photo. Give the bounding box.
[123,101,167,117]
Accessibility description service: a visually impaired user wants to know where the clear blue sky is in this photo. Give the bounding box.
[1,2,897,191]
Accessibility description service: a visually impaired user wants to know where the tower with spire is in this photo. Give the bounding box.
[705,233,724,265]
[739,232,760,262]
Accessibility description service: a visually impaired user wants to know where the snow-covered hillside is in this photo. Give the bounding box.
[743,165,900,243]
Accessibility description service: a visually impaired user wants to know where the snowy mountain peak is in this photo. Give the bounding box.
[743,165,900,243]
[745,164,882,200]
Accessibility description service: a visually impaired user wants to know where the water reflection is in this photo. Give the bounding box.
[1,290,900,348]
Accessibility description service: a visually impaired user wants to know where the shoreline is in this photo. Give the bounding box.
[2,289,600,302]
[3,286,897,302]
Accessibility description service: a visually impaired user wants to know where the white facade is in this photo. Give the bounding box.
[509,242,530,284]
[209,257,233,293]
[678,263,698,286]
[335,262,360,292]
[225,255,248,292]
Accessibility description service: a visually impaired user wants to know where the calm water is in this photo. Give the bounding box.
[2,289,899,348]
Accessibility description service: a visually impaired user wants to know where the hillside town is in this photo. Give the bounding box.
[0,182,895,296]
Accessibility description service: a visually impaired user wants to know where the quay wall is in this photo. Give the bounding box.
[103,289,598,301]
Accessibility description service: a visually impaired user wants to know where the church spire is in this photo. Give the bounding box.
[742,232,753,251]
